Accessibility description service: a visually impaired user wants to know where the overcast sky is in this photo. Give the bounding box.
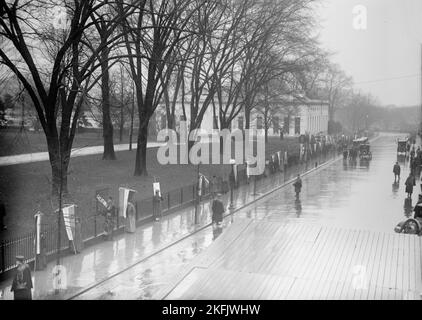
[316,0,422,106]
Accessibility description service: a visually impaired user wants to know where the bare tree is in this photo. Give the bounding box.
[117,0,208,176]
[0,0,130,194]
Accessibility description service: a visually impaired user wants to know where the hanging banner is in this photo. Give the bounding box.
[153,182,161,197]
[284,151,288,165]
[277,151,282,167]
[119,187,136,218]
[96,193,108,209]
[62,205,76,241]
[299,143,304,161]
[34,211,42,255]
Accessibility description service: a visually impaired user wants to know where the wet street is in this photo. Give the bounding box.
[239,132,414,232]
[70,132,421,300]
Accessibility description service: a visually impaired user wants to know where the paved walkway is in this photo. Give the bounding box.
[0,142,165,167]
[0,151,339,300]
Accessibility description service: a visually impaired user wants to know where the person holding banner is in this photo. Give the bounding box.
[104,197,116,240]
[34,211,47,270]
[153,190,164,222]
[74,217,83,253]
[125,193,136,233]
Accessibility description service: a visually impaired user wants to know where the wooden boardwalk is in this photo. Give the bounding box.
[162,219,422,300]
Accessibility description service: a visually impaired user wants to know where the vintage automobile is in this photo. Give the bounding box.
[352,137,369,148]
[359,144,372,159]
[395,218,422,235]
[397,138,408,156]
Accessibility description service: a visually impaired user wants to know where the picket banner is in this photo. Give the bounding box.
[62,205,76,241]
[34,212,42,254]
[153,182,161,197]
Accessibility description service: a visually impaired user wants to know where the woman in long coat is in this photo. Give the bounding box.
[11,256,32,300]
[405,173,416,198]
[125,200,136,233]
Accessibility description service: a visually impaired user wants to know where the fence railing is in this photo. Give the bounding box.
[0,143,341,275]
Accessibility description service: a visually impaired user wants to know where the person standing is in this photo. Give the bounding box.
[293,174,302,199]
[405,173,416,198]
[104,197,116,240]
[74,217,84,253]
[153,190,163,222]
[35,232,47,270]
[393,162,401,182]
[11,256,33,300]
[211,193,225,226]
[0,200,7,231]
[125,195,136,233]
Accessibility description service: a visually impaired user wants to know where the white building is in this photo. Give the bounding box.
[153,96,329,137]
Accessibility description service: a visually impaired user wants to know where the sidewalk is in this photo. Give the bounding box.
[0,142,165,167]
[0,151,340,300]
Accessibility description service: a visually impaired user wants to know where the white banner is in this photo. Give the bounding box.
[284,151,288,165]
[119,187,131,218]
[277,151,281,167]
[96,194,107,208]
[62,205,76,241]
[153,182,161,197]
[34,212,42,254]
[246,162,250,178]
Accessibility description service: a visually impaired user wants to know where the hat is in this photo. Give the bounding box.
[16,255,24,262]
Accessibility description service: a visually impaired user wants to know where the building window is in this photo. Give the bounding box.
[295,117,300,135]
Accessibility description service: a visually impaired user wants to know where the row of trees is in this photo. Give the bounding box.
[0,0,356,195]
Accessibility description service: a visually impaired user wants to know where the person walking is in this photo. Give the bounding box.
[393,162,401,182]
[293,174,302,199]
[405,173,416,198]
[211,193,225,226]
[153,190,163,222]
[11,256,33,300]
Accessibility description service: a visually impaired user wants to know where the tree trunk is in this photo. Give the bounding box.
[47,138,70,196]
[245,108,251,130]
[101,46,116,160]
[134,119,149,176]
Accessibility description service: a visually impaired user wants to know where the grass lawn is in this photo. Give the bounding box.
[0,128,137,157]
[0,134,300,240]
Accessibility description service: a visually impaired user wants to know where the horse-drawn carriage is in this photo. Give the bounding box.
[352,137,372,160]
[397,138,408,156]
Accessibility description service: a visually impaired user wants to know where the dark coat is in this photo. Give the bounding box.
[293,179,302,193]
[405,176,416,193]
[414,202,422,219]
[393,164,401,175]
[11,263,33,300]
[211,199,225,223]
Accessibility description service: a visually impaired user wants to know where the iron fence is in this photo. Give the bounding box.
[0,143,340,274]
